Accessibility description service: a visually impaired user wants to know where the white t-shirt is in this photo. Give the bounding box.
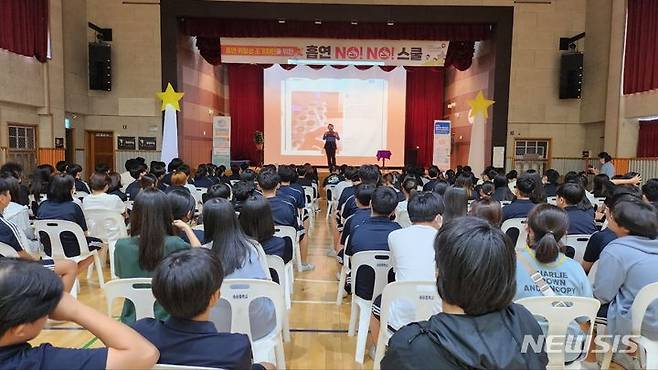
[82,193,126,214]
[387,224,441,328]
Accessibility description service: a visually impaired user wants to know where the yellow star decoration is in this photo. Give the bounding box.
[467,91,495,119]
[157,83,184,111]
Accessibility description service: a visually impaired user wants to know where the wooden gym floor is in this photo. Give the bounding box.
[31,203,373,369]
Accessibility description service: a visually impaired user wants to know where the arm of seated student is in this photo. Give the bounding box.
[50,293,159,370]
[173,220,201,247]
[581,260,594,274]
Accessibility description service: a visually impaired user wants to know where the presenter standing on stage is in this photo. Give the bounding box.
[323,124,340,168]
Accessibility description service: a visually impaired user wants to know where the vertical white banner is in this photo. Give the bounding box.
[433,120,451,171]
[160,106,179,165]
[212,116,231,168]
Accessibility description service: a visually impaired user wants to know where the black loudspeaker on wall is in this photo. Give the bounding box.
[89,43,111,91]
[559,53,583,99]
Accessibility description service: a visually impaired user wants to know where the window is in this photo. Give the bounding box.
[513,139,551,173]
[7,125,37,179]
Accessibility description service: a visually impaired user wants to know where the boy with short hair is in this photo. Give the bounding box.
[556,182,598,235]
[132,248,274,370]
[501,172,537,222]
[642,178,658,209]
[0,258,158,370]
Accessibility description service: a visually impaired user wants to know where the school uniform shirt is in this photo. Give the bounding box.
[422,179,438,192]
[387,225,440,329]
[267,196,300,230]
[337,185,357,212]
[340,207,371,245]
[109,188,128,201]
[297,178,314,187]
[162,172,173,186]
[0,214,28,256]
[278,185,305,210]
[36,200,90,257]
[333,180,352,203]
[260,235,293,264]
[341,195,359,220]
[125,180,141,200]
[74,179,90,193]
[114,235,191,323]
[82,193,126,214]
[583,228,617,264]
[501,198,536,221]
[178,229,204,245]
[515,246,593,362]
[132,317,263,370]
[0,343,107,370]
[194,176,214,188]
[564,206,598,235]
[346,216,401,300]
[15,184,29,206]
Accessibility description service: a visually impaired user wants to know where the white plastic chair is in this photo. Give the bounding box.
[631,282,658,370]
[230,179,239,186]
[348,250,392,364]
[501,200,512,207]
[104,278,155,320]
[547,196,557,205]
[265,254,292,342]
[325,185,336,220]
[336,255,350,305]
[84,208,128,280]
[501,217,528,250]
[563,234,591,263]
[153,364,219,370]
[373,281,442,369]
[219,279,286,369]
[34,219,105,287]
[0,241,19,257]
[73,191,90,201]
[516,296,600,369]
[394,207,412,228]
[275,225,301,273]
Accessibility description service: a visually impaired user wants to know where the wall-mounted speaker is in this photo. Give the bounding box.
[559,53,583,99]
[89,42,111,91]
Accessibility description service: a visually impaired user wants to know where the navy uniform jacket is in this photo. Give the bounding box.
[267,196,300,230]
[0,343,107,370]
[501,199,536,221]
[564,206,598,235]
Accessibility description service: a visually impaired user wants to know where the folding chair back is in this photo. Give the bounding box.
[516,296,600,368]
[0,242,19,257]
[562,234,591,263]
[501,217,528,250]
[104,278,155,320]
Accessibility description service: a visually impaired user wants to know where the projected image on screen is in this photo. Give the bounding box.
[264,65,406,167]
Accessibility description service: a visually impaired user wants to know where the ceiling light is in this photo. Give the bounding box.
[314,20,322,25]
[351,20,358,25]
[387,20,395,26]
[277,19,286,24]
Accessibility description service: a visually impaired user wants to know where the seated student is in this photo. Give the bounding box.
[149,161,167,192]
[114,188,200,323]
[203,198,276,340]
[593,198,658,368]
[556,182,598,235]
[1,174,37,253]
[167,188,203,244]
[107,172,128,201]
[422,165,440,192]
[0,162,29,206]
[642,178,658,209]
[340,183,375,254]
[66,163,90,194]
[28,165,53,215]
[322,165,342,187]
[232,180,257,212]
[162,157,183,186]
[277,165,305,212]
[454,172,477,200]
[477,181,495,200]
[82,172,126,217]
[240,195,293,265]
[371,192,443,342]
[381,217,548,369]
[258,170,313,271]
[341,165,381,221]
[502,172,538,222]
[228,164,242,181]
[0,259,158,370]
[202,183,231,203]
[36,174,104,272]
[469,197,502,227]
[297,165,315,187]
[430,179,449,196]
[543,169,560,197]
[345,186,401,301]
[514,204,593,364]
[506,169,518,193]
[120,158,136,188]
[394,177,418,228]
[132,249,274,370]
[334,166,357,207]
[94,163,110,174]
[126,161,148,200]
[492,175,515,202]
[441,186,468,223]
[193,164,214,188]
[215,164,230,184]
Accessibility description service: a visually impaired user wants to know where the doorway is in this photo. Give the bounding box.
[86,131,114,176]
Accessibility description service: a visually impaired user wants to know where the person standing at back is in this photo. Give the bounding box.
[323,123,340,168]
[594,152,615,178]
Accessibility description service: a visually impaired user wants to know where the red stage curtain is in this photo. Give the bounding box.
[0,0,49,62]
[405,67,445,167]
[227,64,264,163]
[638,119,658,157]
[624,0,658,94]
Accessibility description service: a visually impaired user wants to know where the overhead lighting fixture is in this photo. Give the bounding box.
[277,19,286,24]
[314,19,322,25]
[351,20,358,25]
[288,59,385,66]
[387,20,395,26]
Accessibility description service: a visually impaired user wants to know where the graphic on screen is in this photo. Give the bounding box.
[264,65,406,166]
